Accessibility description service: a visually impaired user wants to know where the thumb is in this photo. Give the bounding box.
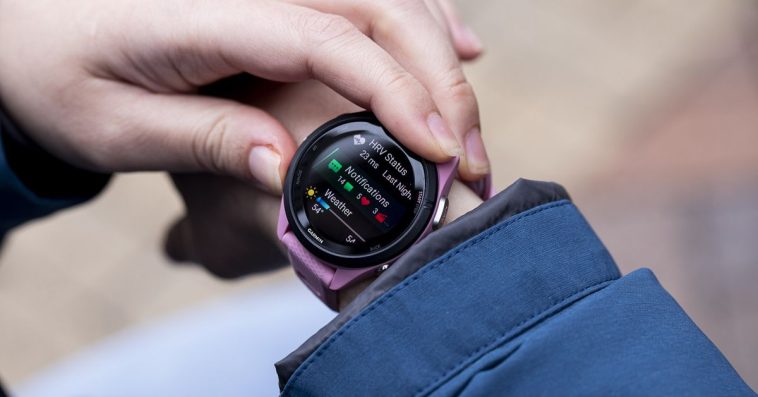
[86,87,297,193]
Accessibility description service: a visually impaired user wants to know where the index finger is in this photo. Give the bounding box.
[278,0,488,180]
[168,1,462,162]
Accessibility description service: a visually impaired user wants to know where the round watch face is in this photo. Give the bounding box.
[284,113,437,268]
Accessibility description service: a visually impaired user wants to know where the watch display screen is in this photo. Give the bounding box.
[286,116,437,267]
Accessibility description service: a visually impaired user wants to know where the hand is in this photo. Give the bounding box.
[0,0,489,195]
[277,0,491,180]
[164,77,484,281]
[165,77,363,278]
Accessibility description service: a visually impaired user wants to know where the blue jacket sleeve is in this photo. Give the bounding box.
[277,180,756,396]
[0,109,109,236]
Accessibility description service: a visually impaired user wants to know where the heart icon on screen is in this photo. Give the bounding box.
[360,197,370,206]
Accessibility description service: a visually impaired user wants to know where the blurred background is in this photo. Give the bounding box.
[1,0,757,394]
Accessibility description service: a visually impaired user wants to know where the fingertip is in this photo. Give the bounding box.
[453,25,484,61]
[248,145,283,194]
[372,106,451,163]
[238,108,296,194]
[272,129,298,195]
[456,45,484,61]
[461,25,484,53]
[427,112,463,157]
[464,127,490,175]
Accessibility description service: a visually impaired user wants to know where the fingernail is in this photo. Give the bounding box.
[461,25,483,53]
[427,113,462,157]
[248,146,282,193]
[465,128,490,175]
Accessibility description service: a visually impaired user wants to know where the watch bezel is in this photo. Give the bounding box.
[283,112,438,269]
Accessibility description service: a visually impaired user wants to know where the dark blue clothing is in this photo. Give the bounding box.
[1,110,754,396]
[0,109,108,236]
[279,190,754,396]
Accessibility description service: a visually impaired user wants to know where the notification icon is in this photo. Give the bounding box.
[374,213,387,223]
[328,159,342,173]
[360,196,371,206]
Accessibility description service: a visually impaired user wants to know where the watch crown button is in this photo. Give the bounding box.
[432,197,449,230]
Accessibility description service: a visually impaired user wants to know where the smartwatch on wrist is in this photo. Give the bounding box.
[277,112,491,310]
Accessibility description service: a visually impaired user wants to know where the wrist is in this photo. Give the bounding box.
[444,180,485,225]
[279,113,492,312]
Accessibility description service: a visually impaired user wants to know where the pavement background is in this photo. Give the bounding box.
[1,0,757,391]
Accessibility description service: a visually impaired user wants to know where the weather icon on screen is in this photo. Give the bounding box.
[305,186,317,199]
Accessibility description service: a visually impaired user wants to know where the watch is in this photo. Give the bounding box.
[277,112,491,310]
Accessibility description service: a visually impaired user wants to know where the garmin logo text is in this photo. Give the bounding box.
[344,165,390,208]
[307,228,324,244]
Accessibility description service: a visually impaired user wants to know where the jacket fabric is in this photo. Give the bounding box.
[0,109,109,237]
[276,180,755,396]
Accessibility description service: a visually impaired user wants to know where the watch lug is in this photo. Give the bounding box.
[436,158,459,196]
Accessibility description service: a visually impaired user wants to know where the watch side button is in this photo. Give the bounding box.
[432,197,449,230]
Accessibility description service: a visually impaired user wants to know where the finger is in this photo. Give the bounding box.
[76,81,297,193]
[164,214,286,278]
[435,0,484,60]
[152,2,461,162]
[380,0,481,61]
[421,0,450,34]
[165,173,287,278]
[164,216,196,263]
[282,0,489,179]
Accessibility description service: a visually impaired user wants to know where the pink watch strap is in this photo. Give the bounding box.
[278,163,493,311]
[280,232,341,310]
